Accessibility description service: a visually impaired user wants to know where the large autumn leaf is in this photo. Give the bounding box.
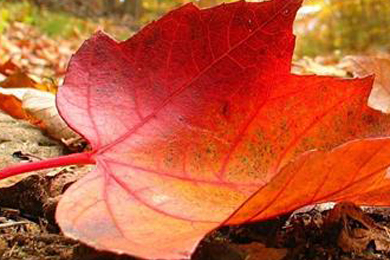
[2,0,390,259]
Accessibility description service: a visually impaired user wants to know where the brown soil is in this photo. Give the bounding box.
[1,111,390,260]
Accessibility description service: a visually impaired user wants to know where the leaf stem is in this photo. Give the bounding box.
[0,152,96,180]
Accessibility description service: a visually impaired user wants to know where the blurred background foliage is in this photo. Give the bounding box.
[295,0,390,57]
[0,0,389,57]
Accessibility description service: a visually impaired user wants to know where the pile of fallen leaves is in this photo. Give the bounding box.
[0,21,84,146]
[0,22,78,80]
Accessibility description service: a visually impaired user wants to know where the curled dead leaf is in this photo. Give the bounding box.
[0,87,80,143]
[325,202,390,254]
[22,89,80,141]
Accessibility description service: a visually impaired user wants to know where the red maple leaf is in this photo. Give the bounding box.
[2,1,390,259]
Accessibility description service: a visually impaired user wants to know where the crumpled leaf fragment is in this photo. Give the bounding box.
[325,202,390,254]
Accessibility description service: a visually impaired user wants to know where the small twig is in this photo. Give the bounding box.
[6,242,17,258]
[12,151,44,161]
[0,221,29,229]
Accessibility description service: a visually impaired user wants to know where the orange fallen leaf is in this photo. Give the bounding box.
[0,92,44,128]
[0,70,57,93]
[0,59,19,76]
[0,60,58,93]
